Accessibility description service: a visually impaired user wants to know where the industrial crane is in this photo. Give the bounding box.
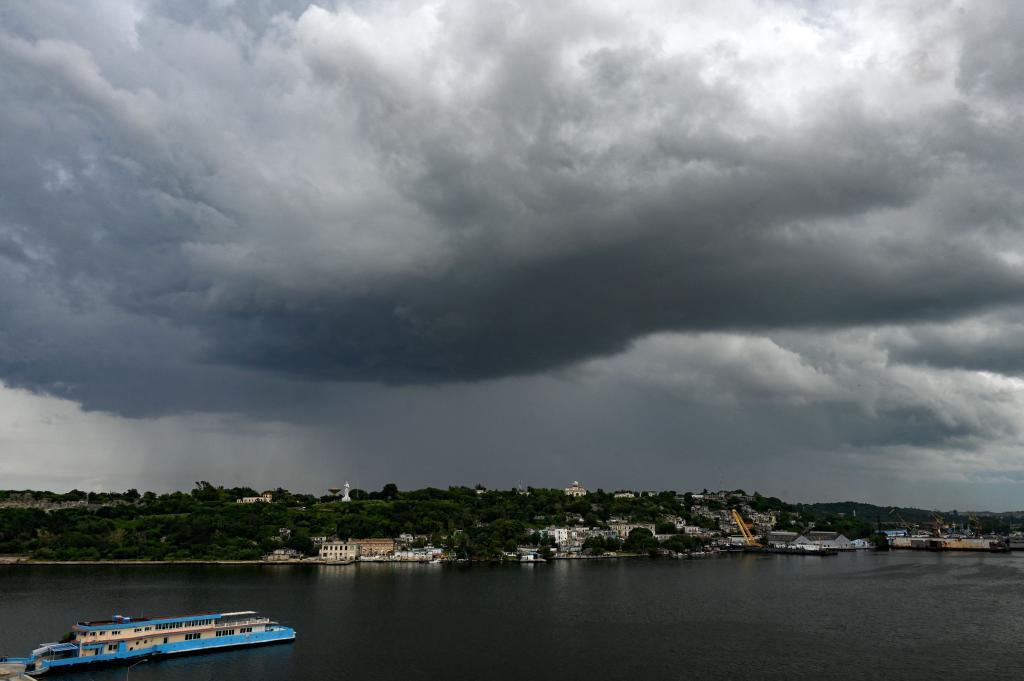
[888,507,912,533]
[731,509,762,548]
[930,512,946,537]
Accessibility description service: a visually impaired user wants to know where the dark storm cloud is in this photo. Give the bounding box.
[884,313,1024,376]
[0,0,1023,441]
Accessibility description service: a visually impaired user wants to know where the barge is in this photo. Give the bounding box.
[2,611,295,675]
[889,536,1008,552]
[760,545,838,556]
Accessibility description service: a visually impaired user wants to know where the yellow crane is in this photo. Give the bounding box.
[731,509,762,547]
[930,512,945,537]
[888,507,912,532]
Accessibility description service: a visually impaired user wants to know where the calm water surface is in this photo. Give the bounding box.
[3,552,1024,680]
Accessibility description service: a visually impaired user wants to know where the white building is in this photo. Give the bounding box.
[236,492,273,504]
[565,481,587,497]
[393,546,444,561]
[768,530,800,545]
[613,491,635,498]
[804,531,854,550]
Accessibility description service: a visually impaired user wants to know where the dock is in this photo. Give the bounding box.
[0,662,33,681]
[748,546,838,556]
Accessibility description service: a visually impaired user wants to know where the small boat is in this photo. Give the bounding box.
[4,611,295,675]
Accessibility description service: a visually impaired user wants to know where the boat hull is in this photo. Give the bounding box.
[28,628,295,676]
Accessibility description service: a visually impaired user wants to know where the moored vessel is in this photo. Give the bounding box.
[889,535,1008,552]
[2,611,295,675]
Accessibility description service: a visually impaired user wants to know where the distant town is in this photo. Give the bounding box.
[1,482,1022,564]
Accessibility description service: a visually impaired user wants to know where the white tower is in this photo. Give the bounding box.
[342,481,351,502]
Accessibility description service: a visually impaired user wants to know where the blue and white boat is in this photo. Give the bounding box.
[2,610,295,675]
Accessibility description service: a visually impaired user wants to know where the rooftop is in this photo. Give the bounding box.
[75,611,254,628]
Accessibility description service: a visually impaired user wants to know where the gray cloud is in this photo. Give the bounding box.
[1,1,1024,506]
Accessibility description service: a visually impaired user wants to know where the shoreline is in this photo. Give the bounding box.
[0,552,690,566]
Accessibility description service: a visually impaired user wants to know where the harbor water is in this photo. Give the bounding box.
[2,552,1024,680]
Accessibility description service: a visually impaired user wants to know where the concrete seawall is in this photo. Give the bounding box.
[0,662,33,680]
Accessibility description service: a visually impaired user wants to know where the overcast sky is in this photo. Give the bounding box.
[1,1,1023,509]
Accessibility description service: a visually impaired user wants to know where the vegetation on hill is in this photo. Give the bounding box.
[0,484,689,560]
[1,484,1015,561]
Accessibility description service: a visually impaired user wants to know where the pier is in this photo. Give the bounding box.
[0,661,33,681]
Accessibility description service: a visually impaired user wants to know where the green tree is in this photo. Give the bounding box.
[623,528,658,554]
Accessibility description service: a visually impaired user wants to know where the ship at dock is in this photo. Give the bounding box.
[889,535,1008,552]
[0,610,295,676]
[882,509,1009,553]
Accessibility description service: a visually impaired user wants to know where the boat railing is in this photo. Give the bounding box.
[215,618,271,628]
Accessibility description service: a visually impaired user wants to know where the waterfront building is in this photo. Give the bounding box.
[265,548,301,561]
[354,538,396,558]
[320,541,358,562]
[565,481,587,497]
[768,530,800,545]
[804,531,853,550]
[393,546,443,561]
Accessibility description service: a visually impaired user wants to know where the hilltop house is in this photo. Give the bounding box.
[236,492,273,504]
[565,481,587,497]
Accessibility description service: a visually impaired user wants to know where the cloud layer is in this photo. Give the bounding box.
[1,1,1023,506]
